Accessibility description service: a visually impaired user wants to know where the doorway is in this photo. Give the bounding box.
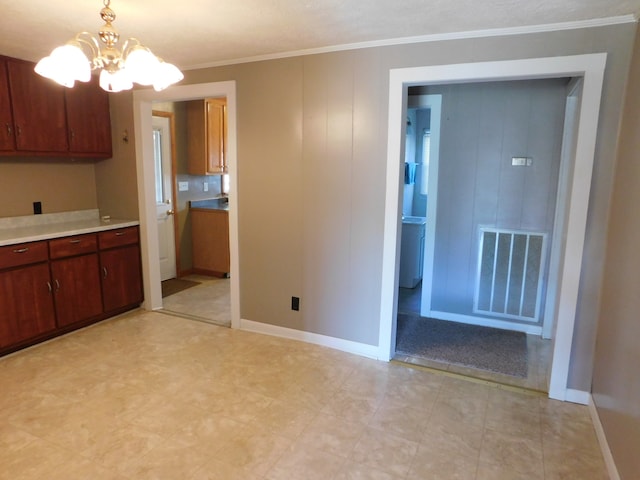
[152,99,231,326]
[396,80,568,391]
[379,54,607,402]
[133,81,240,330]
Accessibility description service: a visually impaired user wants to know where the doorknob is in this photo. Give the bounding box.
[167,209,175,215]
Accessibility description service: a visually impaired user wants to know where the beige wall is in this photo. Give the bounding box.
[592,24,640,480]
[0,92,139,221]
[0,161,97,218]
[169,22,636,392]
[94,91,140,220]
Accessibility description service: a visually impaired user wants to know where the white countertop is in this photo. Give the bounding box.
[0,210,139,247]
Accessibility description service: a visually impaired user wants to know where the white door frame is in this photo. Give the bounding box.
[133,81,240,329]
[406,95,442,320]
[378,54,606,401]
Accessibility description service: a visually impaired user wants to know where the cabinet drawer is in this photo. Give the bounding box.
[49,234,97,259]
[0,241,48,269]
[98,226,139,250]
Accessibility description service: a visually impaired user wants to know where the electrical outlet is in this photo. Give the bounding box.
[33,201,42,215]
[204,182,209,192]
[291,297,300,311]
[178,181,189,191]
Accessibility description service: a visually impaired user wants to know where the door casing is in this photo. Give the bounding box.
[133,82,240,329]
[379,54,607,402]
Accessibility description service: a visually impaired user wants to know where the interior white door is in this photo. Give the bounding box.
[152,115,177,281]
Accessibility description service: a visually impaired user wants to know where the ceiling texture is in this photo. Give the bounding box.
[1,0,639,70]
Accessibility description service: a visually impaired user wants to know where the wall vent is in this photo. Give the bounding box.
[474,228,547,323]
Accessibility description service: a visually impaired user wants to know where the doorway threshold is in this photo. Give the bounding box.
[157,308,230,328]
[390,357,547,397]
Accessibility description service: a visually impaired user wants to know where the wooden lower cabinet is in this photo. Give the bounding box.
[100,244,143,313]
[191,209,230,276]
[51,254,103,328]
[0,226,143,356]
[0,263,56,348]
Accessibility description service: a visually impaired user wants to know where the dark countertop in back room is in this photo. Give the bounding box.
[189,197,229,211]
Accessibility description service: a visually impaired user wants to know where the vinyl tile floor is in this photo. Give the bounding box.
[161,274,231,327]
[397,284,553,392]
[0,310,608,479]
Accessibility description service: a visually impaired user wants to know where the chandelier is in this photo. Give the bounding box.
[35,0,183,93]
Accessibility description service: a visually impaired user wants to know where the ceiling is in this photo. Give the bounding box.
[1,0,639,70]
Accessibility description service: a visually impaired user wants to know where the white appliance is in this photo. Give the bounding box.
[399,216,426,288]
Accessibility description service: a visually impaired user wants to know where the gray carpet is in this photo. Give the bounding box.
[396,314,528,377]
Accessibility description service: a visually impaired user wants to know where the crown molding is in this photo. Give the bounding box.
[183,14,637,71]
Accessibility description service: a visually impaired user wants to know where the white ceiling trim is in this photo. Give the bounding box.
[183,14,637,71]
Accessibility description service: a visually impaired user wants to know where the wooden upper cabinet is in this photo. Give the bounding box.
[0,58,15,152]
[187,98,227,175]
[65,76,112,156]
[0,54,112,159]
[6,57,68,153]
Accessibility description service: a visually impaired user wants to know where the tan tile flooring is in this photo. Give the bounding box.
[0,310,608,479]
[161,274,231,327]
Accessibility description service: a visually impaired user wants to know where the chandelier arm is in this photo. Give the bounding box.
[74,32,103,66]
[120,38,145,59]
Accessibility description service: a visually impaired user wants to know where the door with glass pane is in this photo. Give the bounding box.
[152,113,177,281]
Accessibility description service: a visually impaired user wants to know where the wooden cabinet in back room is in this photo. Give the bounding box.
[187,97,228,175]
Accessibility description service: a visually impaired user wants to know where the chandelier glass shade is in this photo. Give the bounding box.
[35,0,183,92]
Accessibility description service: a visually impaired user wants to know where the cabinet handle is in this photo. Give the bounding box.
[115,232,125,237]
[5,123,11,136]
[55,279,60,292]
[70,129,75,139]
[12,247,29,254]
[15,125,21,136]
[69,239,81,244]
[47,281,52,294]
[103,267,108,278]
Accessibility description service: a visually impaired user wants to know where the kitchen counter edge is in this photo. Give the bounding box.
[0,219,140,247]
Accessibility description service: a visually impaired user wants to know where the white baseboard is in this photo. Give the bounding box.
[240,319,380,360]
[564,388,590,405]
[424,310,543,335]
[588,395,621,480]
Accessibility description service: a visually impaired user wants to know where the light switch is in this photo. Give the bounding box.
[179,181,189,191]
[512,157,533,167]
[204,182,209,192]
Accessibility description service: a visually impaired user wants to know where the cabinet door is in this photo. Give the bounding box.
[0,263,56,348]
[206,98,227,173]
[6,58,68,152]
[51,254,103,328]
[65,77,112,156]
[100,244,143,312]
[187,98,227,175]
[186,100,207,175]
[191,210,230,274]
[0,57,15,152]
